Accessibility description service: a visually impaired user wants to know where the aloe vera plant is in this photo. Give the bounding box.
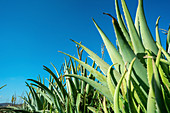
[61,0,170,112]
[17,45,111,113]
[3,0,169,112]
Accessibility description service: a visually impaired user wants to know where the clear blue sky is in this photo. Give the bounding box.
[0,0,169,103]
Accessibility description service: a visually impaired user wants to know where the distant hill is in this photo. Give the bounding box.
[0,103,22,107]
[0,103,13,107]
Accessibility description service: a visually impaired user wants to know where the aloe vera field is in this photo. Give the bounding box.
[0,0,170,112]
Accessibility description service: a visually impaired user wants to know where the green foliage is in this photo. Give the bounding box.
[3,0,169,112]
[63,0,170,112]
[18,45,112,113]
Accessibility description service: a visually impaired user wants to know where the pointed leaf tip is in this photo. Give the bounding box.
[103,13,117,23]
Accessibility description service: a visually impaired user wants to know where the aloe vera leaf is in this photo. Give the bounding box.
[65,96,72,113]
[135,4,140,36]
[120,15,134,50]
[152,60,168,113]
[75,93,81,112]
[107,67,115,98]
[64,59,78,106]
[20,96,35,111]
[156,48,162,66]
[51,62,60,78]
[97,94,104,112]
[107,65,124,110]
[86,61,96,94]
[112,17,149,93]
[102,97,108,113]
[121,15,128,31]
[70,58,79,90]
[65,97,69,113]
[131,77,147,109]
[30,84,54,111]
[160,59,170,65]
[71,39,110,75]
[64,58,70,74]
[0,84,7,89]
[138,0,158,55]
[156,16,161,45]
[68,78,77,106]
[46,78,64,104]
[83,92,87,113]
[92,18,125,73]
[161,85,170,113]
[48,75,53,90]
[25,91,31,104]
[30,83,63,112]
[107,64,122,100]
[81,58,87,95]
[64,74,113,102]
[115,0,131,44]
[146,50,153,86]
[126,58,138,113]
[25,82,36,106]
[147,81,156,113]
[156,42,170,61]
[120,0,145,54]
[43,66,67,99]
[26,83,43,110]
[114,69,127,113]
[31,86,43,110]
[146,55,156,113]
[166,26,170,53]
[59,51,108,87]
[27,79,58,109]
[88,106,103,113]
[30,85,53,105]
[64,59,74,105]
[156,49,170,88]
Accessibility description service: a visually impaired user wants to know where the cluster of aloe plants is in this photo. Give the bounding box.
[61,0,169,112]
[15,45,111,113]
[2,0,169,112]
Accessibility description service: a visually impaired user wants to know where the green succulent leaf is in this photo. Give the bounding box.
[138,0,158,55]
[156,43,170,61]
[107,64,122,101]
[70,58,79,90]
[88,106,102,113]
[19,96,35,111]
[43,65,67,100]
[156,16,161,45]
[64,74,113,102]
[114,69,127,113]
[112,17,149,93]
[121,0,145,54]
[27,79,59,110]
[59,51,108,87]
[115,0,131,44]
[135,3,140,36]
[126,58,138,113]
[76,93,81,112]
[30,85,53,105]
[71,39,110,75]
[92,18,125,73]
[152,60,168,113]
[147,82,156,113]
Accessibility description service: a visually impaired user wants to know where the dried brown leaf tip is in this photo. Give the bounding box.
[103,12,117,23]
